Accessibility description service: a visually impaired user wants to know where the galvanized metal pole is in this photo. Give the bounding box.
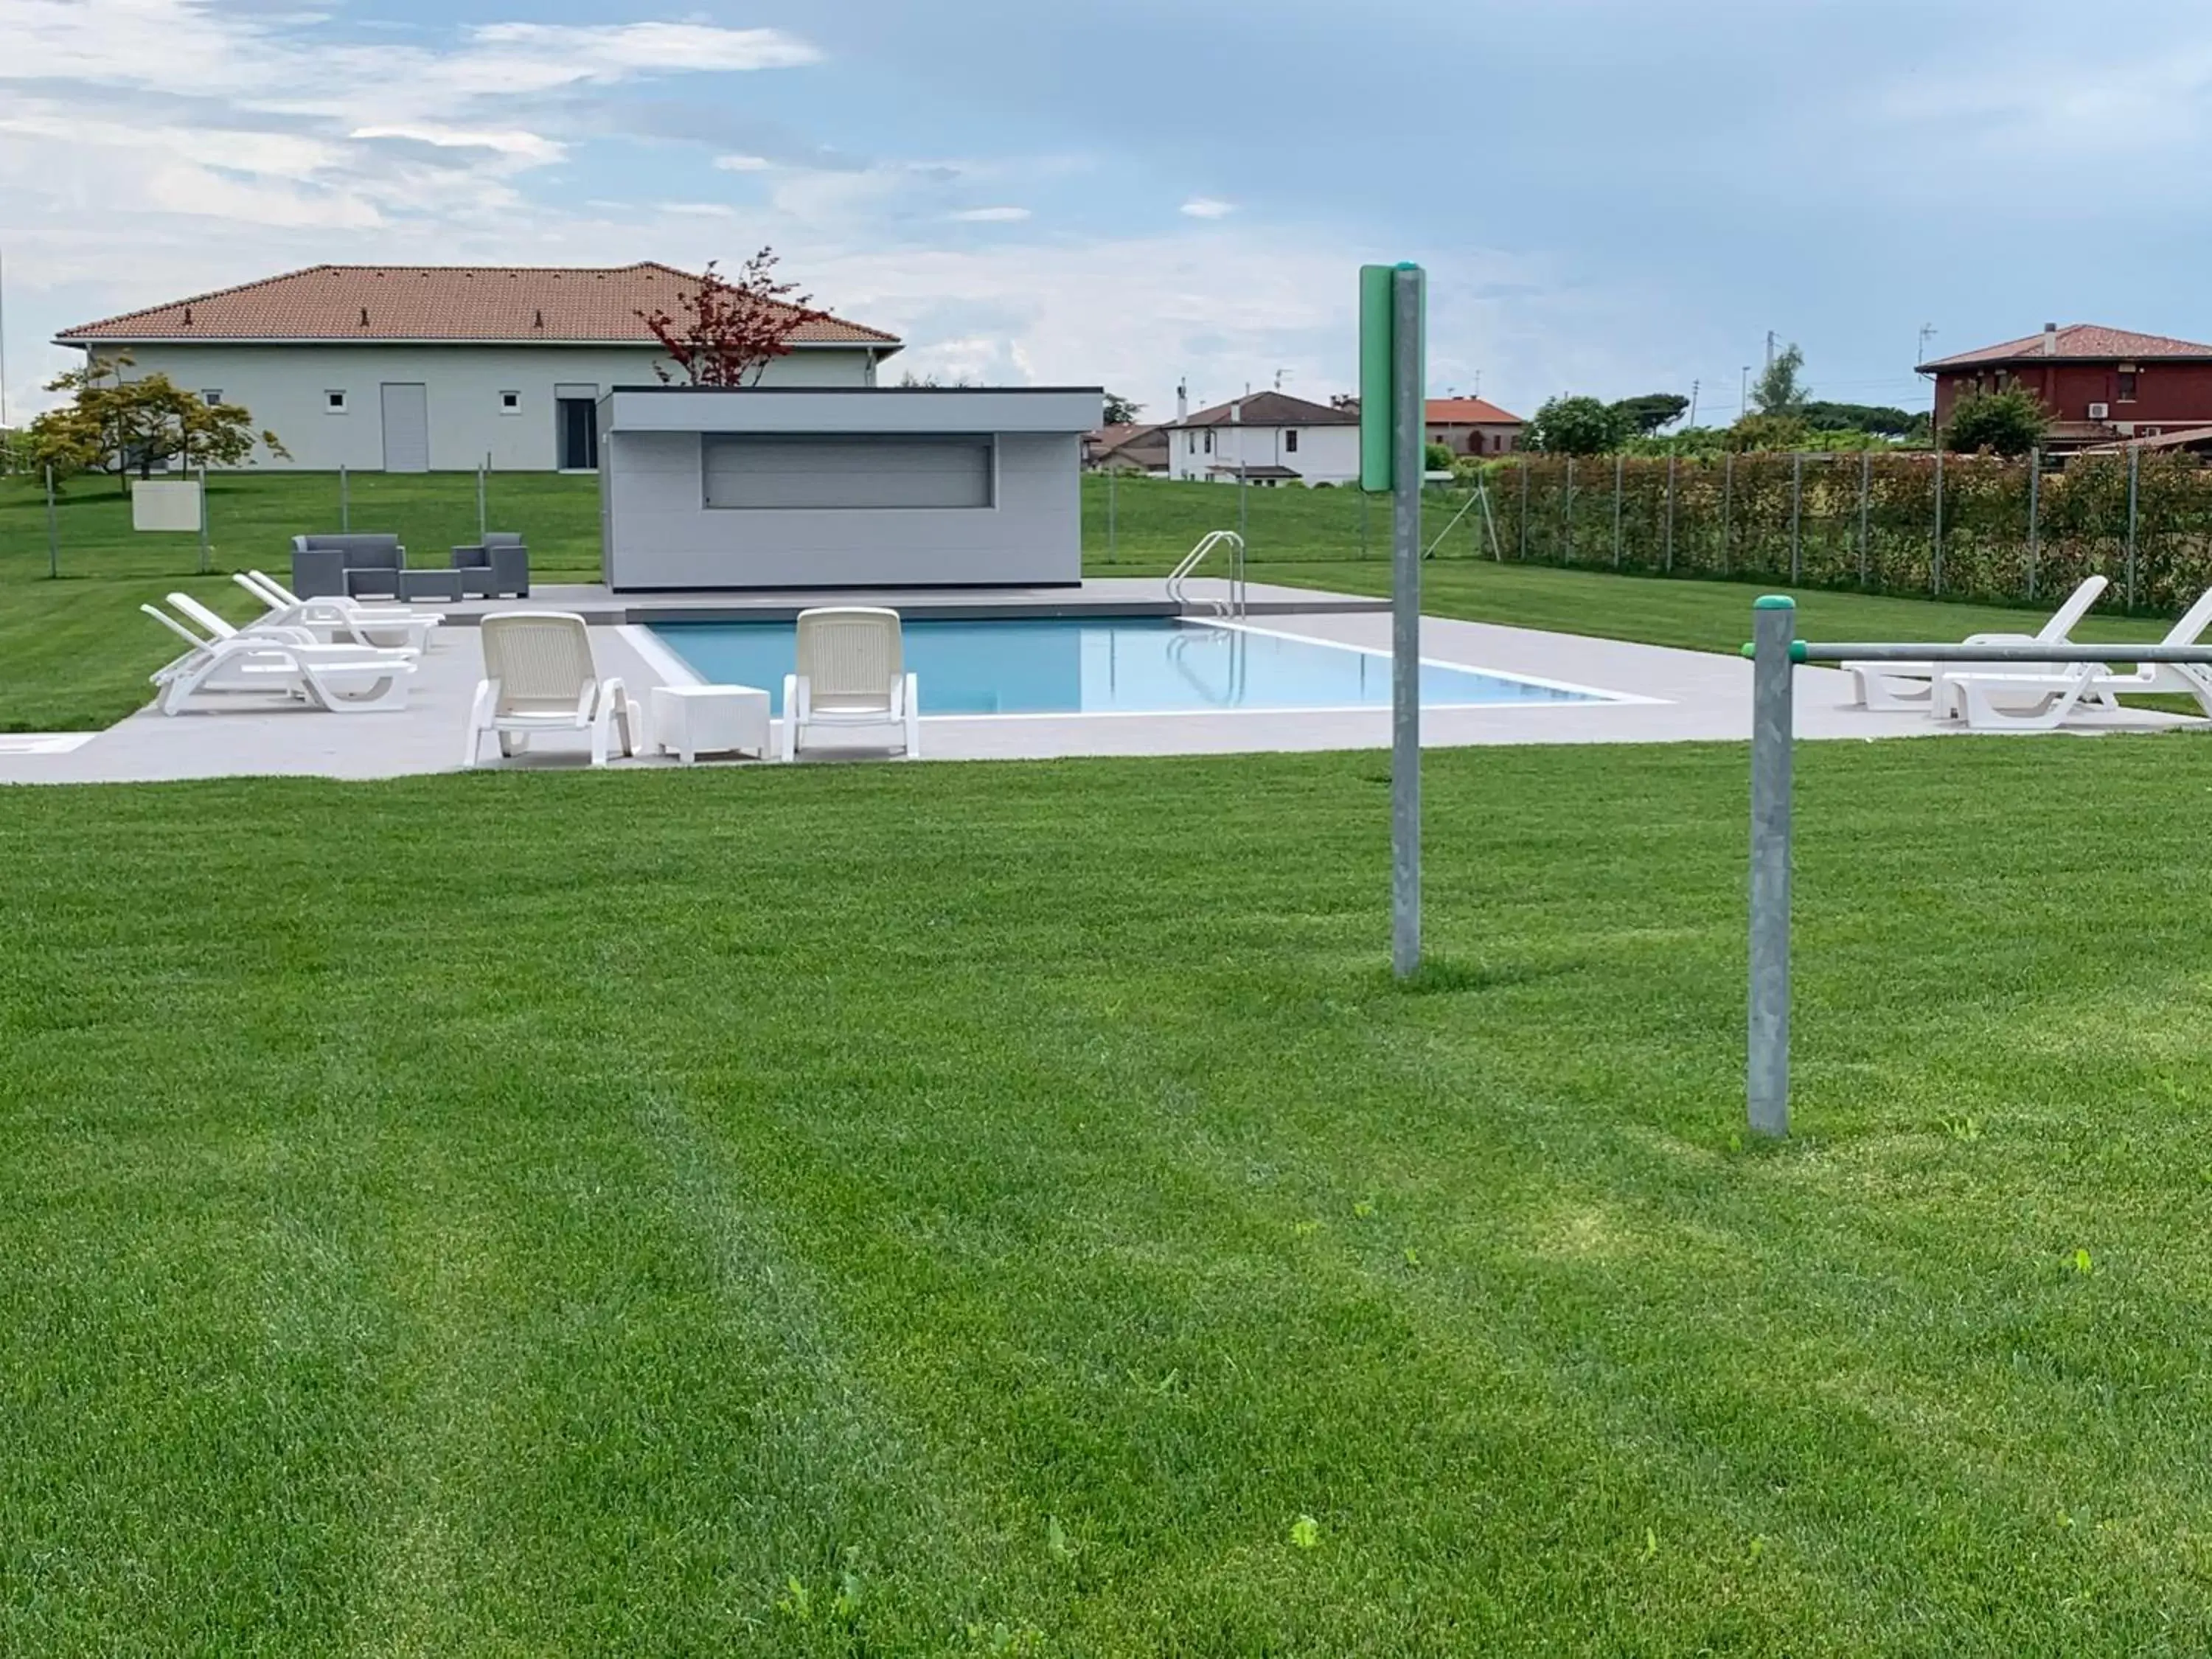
[1748,594,1795,1139]
[477,454,488,540]
[1722,451,1733,576]
[1391,265,1425,978]
[2026,450,2041,602]
[1360,487,1369,560]
[2126,445,2140,611]
[1790,452,1804,583]
[1664,453,1677,573]
[1858,451,1871,588]
[1107,466,1118,563]
[339,464,349,532]
[1613,451,1624,568]
[1519,457,1529,560]
[197,465,209,574]
[1933,447,1945,596]
[44,463,58,579]
[1563,455,1575,562]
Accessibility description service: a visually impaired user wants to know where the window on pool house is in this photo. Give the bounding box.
[498,390,521,414]
[2118,366,2139,402]
[326,390,347,413]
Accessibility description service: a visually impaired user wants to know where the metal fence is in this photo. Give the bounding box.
[1082,453,2212,615]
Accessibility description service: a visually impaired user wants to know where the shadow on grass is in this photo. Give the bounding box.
[1383,954,1586,996]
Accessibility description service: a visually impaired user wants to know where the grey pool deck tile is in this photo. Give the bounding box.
[0,587,2196,787]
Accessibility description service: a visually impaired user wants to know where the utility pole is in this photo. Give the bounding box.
[1741,365,1752,418]
[1687,378,1700,428]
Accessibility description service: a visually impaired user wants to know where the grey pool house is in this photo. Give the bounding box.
[597,386,1102,591]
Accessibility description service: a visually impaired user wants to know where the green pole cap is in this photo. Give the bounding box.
[1753,594,1796,611]
[1790,641,1808,662]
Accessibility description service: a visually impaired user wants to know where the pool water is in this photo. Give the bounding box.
[650,618,1604,717]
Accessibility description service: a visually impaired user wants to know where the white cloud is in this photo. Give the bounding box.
[951,206,1032,223]
[352,125,566,164]
[714,154,774,173]
[1180,197,1234,220]
[467,21,821,77]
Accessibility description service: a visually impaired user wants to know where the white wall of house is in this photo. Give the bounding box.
[84,341,883,471]
[1164,421,1360,486]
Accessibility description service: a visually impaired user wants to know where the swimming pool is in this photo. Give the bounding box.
[646,618,1614,717]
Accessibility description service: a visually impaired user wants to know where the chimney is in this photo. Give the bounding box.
[1177,378,1188,422]
[2043,323,2059,357]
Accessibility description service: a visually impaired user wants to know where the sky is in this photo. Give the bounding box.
[7,0,2212,427]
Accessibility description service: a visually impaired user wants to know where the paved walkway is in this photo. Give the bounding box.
[0,585,2195,786]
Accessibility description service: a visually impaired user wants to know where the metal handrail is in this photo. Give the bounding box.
[1166,529,1246,618]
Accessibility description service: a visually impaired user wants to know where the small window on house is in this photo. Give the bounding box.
[200,389,223,406]
[498,390,521,414]
[2118,367,2140,402]
[326,390,347,413]
[1284,429,1299,453]
[1204,430,1214,454]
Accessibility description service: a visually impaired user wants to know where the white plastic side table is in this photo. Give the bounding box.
[651,684,771,763]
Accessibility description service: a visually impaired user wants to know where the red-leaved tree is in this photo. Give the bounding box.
[636,249,827,386]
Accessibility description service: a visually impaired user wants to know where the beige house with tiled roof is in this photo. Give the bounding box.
[53,263,902,473]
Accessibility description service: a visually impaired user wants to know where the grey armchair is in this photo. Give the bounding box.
[291,533,406,599]
[451,532,529,599]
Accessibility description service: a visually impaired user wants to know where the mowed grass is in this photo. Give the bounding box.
[6,742,2212,1654]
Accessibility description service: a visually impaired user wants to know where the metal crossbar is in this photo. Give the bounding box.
[1761,642,2212,665]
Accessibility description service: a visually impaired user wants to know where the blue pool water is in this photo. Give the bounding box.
[650,618,1603,717]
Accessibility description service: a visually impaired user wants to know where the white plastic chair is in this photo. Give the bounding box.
[1940,587,2212,731]
[465,611,639,768]
[141,602,415,714]
[234,571,441,651]
[1845,576,2109,712]
[780,607,921,762]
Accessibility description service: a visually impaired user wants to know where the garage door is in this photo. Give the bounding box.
[380,383,430,473]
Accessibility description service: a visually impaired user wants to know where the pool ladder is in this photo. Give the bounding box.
[1166,530,1247,619]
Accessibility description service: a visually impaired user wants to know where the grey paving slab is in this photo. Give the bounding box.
[0,592,2197,787]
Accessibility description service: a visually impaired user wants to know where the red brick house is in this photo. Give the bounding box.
[1425,396,1525,456]
[1919,324,2212,450]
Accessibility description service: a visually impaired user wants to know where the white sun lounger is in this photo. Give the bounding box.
[1939,588,2212,731]
[464,611,639,768]
[142,602,416,714]
[234,571,442,652]
[781,607,921,762]
[1844,576,2110,712]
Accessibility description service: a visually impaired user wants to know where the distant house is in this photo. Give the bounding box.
[1162,391,1360,486]
[52,262,902,473]
[1425,396,1524,457]
[1918,324,2212,452]
[1084,422,1169,475]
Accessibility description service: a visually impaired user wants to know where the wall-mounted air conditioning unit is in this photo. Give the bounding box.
[2088,403,2111,420]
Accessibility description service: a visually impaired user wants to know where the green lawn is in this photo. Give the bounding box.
[5,742,2212,1653]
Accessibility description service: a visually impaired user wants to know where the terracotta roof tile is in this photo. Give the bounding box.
[55,262,900,347]
[1426,396,1523,425]
[1921,324,2212,370]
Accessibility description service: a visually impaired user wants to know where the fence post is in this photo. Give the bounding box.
[1360,486,1369,560]
[44,464,58,579]
[2126,445,2140,612]
[1563,455,1575,562]
[1858,451,1871,588]
[1932,448,1945,596]
[339,464,349,532]
[1748,594,1795,1140]
[1107,467,1117,564]
[1519,458,1530,560]
[1613,452,1624,568]
[2026,449,2040,602]
[1722,451,1733,577]
[1664,453,1677,573]
[1789,452,1804,584]
[198,465,210,575]
[477,454,488,540]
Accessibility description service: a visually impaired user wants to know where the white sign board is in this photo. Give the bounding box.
[133,479,203,532]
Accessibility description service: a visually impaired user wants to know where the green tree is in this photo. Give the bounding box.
[1102,392,1144,425]
[1609,392,1689,437]
[1802,400,1916,436]
[1942,383,2049,456]
[1751,344,1808,417]
[1723,411,1810,452]
[1525,394,1629,456]
[30,354,289,487]
[1425,440,1457,473]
